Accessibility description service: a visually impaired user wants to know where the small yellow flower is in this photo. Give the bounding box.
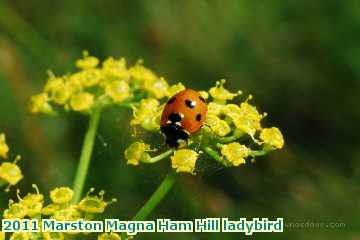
[128,62,157,83]
[81,69,103,87]
[22,184,44,203]
[167,82,185,97]
[53,206,82,221]
[9,232,29,240]
[42,204,61,215]
[50,187,74,204]
[124,142,150,166]
[221,142,250,166]
[70,92,94,112]
[17,186,44,217]
[0,162,23,186]
[67,73,84,92]
[213,120,231,137]
[30,93,53,114]
[226,101,265,138]
[46,79,73,105]
[44,76,64,93]
[42,232,64,240]
[199,91,209,100]
[102,57,128,80]
[171,149,198,174]
[130,99,162,131]
[207,102,225,116]
[77,189,116,214]
[144,77,169,99]
[260,127,284,149]
[0,231,4,240]
[204,114,231,137]
[76,52,99,69]
[0,133,9,159]
[3,201,27,219]
[23,200,43,218]
[105,80,130,102]
[209,79,241,102]
[98,233,121,240]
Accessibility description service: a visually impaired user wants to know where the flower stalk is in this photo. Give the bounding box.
[132,170,176,221]
[72,107,102,203]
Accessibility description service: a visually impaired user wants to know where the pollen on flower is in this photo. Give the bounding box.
[124,142,150,166]
[260,127,284,149]
[3,200,27,219]
[98,232,122,240]
[50,187,74,204]
[0,133,9,159]
[70,92,94,112]
[221,142,250,166]
[171,149,199,174]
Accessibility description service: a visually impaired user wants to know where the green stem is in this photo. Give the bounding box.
[132,170,176,221]
[201,144,230,167]
[141,149,174,164]
[72,108,102,203]
[250,149,267,157]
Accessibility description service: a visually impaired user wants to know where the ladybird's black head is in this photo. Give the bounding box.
[161,123,189,148]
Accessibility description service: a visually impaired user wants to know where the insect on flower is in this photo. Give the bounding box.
[160,89,208,148]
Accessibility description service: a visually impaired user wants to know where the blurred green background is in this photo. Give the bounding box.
[0,0,359,239]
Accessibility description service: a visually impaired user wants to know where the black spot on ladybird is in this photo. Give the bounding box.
[167,97,176,104]
[168,112,182,122]
[199,96,206,103]
[185,99,196,108]
[196,113,202,121]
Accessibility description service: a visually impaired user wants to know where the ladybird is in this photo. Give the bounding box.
[160,89,208,148]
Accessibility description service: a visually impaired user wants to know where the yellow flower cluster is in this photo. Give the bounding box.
[0,133,23,191]
[29,52,284,174]
[2,185,116,239]
[125,79,284,174]
[30,52,186,115]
